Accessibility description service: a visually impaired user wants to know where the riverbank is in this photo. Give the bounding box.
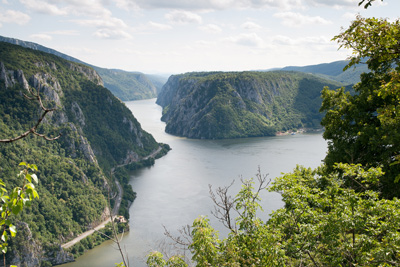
[60,144,170,261]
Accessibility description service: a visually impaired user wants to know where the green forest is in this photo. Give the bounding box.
[0,42,169,266]
[158,70,343,139]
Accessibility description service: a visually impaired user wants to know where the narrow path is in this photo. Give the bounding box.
[61,218,112,249]
[61,146,163,249]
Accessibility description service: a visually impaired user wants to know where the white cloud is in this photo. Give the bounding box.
[342,12,358,21]
[119,0,303,10]
[274,12,331,27]
[0,9,30,25]
[225,33,264,47]
[19,0,68,15]
[73,17,128,29]
[114,0,140,11]
[46,30,80,36]
[19,0,111,17]
[199,24,222,34]
[271,34,331,46]
[305,0,357,8]
[73,16,132,39]
[93,28,132,39]
[30,33,52,40]
[147,21,173,30]
[165,10,202,24]
[241,21,262,30]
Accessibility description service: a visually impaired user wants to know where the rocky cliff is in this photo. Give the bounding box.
[157,71,343,139]
[0,35,167,101]
[0,41,166,266]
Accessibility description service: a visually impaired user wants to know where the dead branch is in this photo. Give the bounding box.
[209,180,237,232]
[0,86,61,143]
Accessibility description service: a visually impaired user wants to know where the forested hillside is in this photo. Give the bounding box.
[157,71,343,139]
[0,41,168,266]
[0,35,166,101]
[280,60,369,85]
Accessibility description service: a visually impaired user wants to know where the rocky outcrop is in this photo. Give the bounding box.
[157,71,342,139]
[71,102,85,127]
[8,222,73,267]
[9,222,43,267]
[67,62,103,86]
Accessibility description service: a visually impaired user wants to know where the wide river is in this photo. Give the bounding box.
[62,98,327,267]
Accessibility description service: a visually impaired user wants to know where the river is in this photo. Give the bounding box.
[62,98,327,267]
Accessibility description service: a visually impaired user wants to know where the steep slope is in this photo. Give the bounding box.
[0,35,166,101]
[93,67,159,100]
[157,71,343,139]
[0,41,168,266]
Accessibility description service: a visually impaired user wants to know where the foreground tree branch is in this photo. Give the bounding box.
[0,86,61,143]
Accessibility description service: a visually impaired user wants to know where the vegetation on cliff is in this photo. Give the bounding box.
[0,41,166,265]
[0,35,166,101]
[157,71,343,139]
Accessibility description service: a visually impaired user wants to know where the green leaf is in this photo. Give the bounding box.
[9,225,16,237]
[31,173,38,183]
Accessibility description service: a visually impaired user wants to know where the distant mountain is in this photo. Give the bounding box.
[157,71,343,139]
[0,35,167,100]
[279,60,369,85]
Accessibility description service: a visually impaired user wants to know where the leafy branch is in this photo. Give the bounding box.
[0,162,39,266]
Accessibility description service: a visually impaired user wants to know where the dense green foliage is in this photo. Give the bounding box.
[0,162,39,257]
[157,71,342,139]
[148,164,400,266]
[321,16,400,198]
[0,41,166,265]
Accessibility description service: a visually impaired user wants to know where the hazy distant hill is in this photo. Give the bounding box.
[0,35,167,100]
[157,71,343,139]
[280,60,368,85]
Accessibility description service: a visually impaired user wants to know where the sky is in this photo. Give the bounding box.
[0,0,399,75]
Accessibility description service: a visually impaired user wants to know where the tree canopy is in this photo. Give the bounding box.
[320,15,400,198]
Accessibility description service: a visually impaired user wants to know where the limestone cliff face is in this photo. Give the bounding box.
[0,42,164,266]
[157,71,342,139]
[9,222,74,266]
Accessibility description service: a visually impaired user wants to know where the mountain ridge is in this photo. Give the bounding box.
[0,35,167,101]
[157,71,344,139]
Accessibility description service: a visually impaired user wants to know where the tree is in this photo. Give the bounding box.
[0,162,39,267]
[320,15,400,198]
[147,164,400,266]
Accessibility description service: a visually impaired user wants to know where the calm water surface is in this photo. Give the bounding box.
[63,99,327,267]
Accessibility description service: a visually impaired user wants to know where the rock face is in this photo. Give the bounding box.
[0,35,167,101]
[157,71,342,139]
[9,222,74,267]
[0,41,164,266]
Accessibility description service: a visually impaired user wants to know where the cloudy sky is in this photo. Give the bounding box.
[0,0,399,74]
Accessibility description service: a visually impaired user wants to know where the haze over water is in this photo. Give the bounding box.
[62,99,327,267]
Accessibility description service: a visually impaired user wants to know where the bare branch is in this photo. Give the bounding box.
[209,180,237,232]
[0,86,61,143]
[163,224,192,247]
